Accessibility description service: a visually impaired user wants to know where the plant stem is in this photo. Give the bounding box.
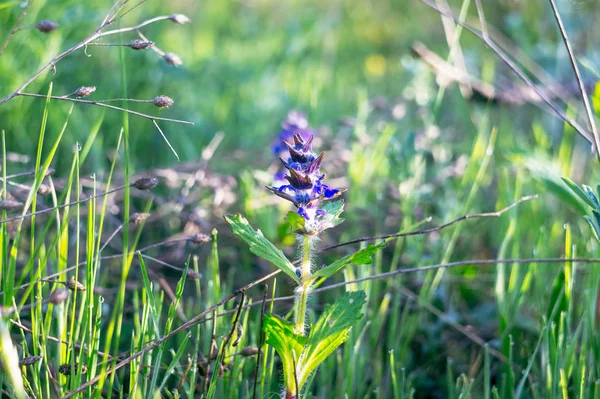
[294,234,312,336]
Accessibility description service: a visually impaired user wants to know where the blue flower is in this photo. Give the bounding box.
[271,111,313,156]
[267,132,345,221]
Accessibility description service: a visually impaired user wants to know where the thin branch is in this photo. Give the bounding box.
[216,293,245,370]
[61,270,280,398]
[397,286,508,363]
[211,257,600,321]
[418,0,594,146]
[0,184,128,225]
[137,29,166,56]
[474,0,488,40]
[10,319,113,361]
[0,0,35,58]
[318,194,538,252]
[0,8,183,106]
[99,15,171,37]
[102,0,126,26]
[16,93,193,125]
[153,120,180,160]
[1,236,200,295]
[115,0,149,21]
[547,0,600,160]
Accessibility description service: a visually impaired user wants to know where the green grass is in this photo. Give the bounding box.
[2,0,600,398]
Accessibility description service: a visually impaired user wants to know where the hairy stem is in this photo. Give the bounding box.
[294,234,313,336]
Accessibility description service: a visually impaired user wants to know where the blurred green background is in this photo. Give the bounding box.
[4,0,600,397]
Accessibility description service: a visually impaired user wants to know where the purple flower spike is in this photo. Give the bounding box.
[271,111,313,156]
[267,129,345,227]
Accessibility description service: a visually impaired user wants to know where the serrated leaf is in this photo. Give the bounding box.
[225,214,299,283]
[296,291,366,387]
[285,211,306,234]
[561,177,596,209]
[263,314,307,390]
[312,242,386,280]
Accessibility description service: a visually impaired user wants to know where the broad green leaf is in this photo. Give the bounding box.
[225,214,299,283]
[263,314,307,390]
[312,242,385,280]
[584,216,600,242]
[297,291,366,387]
[561,177,596,209]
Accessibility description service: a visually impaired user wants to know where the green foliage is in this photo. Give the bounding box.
[224,214,299,283]
[562,177,600,242]
[312,242,386,280]
[263,291,366,393]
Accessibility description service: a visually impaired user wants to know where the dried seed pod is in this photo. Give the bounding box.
[186,269,201,280]
[36,20,59,33]
[168,14,191,24]
[240,346,260,357]
[190,233,210,245]
[65,278,85,292]
[19,355,43,366]
[164,52,183,66]
[133,177,158,191]
[197,351,208,365]
[128,39,154,50]
[48,288,69,305]
[37,184,51,195]
[74,86,96,98]
[129,212,150,225]
[152,95,174,109]
[232,324,243,347]
[58,363,87,375]
[0,200,23,210]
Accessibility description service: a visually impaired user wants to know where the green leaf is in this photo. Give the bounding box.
[263,314,307,390]
[561,177,596,209]
[285,211,306,234]
[320,200,344,216]
[585,211,600,244]
[297,291,366,388]
[312,242,386,280]
[318,200,345,231]
[225,214,299,283]
[582,185,600,210]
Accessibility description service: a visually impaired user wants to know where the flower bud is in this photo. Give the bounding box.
[19,355,43,366]
[152,95,174,109]
[164,52,183,66]
[36,20,59,34]
[168,14,191,24]
[58,363,87,375]
[65,278,85,292]
[186,269,201,280]
[128,39,154,50]
[133,177,159,191]
[130,212,150,225]
[240,346,260,357]
[38,184,51,195]
[190,233,210,245]
[48,288,69,305]
[74,86,96,98]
